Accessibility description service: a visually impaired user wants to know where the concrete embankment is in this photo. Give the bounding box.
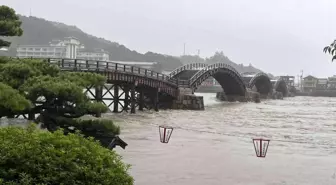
[216,91,260,103]
[171,88,204,110]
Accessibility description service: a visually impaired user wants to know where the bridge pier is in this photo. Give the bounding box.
[113,85,119,113]
[138,88,144,111]
[95,85,103,117]
[130,83,136,114]
[153,88,159,112]
[124,86,129,111]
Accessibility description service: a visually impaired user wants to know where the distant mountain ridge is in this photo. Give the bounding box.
[3,15,271,76]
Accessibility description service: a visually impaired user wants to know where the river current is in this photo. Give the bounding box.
[108,94,336,185]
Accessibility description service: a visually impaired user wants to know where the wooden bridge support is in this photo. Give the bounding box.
[130,84,136,114]
[95,85,103,117]
[152,88,159,112]
[113,85,119,113]
[82,82,158,114]
[138,88,144,111]
[124,86,129,112]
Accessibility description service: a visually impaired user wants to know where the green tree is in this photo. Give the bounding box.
[0,5,23,48]
[0,125,133,185]
[0,6,133,184]
[0,57,126,149]
[323,40,336,61]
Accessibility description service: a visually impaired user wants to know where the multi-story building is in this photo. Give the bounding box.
[303,75,318,92]
[327,76,336,89]
[77,48,109,61]
[16,37,109,61]
[316,78,328,90]
[16,37,80,59]
[279,76,295,87]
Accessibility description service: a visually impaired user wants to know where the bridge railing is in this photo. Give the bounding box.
[188,63,242,85]
[169,63,208,78]
[42,58,179,85]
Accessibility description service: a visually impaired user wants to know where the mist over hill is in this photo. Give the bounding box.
[4,15,270,76]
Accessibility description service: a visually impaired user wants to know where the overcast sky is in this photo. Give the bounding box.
[3,0,336,77]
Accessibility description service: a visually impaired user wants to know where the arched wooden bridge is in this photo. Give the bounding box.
[17,58,287,114]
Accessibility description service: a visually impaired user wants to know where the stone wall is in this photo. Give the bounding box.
[216,91,251,102]
[177,87,193,96]
[172,94,204,110]
[245,90,261,103]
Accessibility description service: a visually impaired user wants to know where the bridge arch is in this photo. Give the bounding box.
[274,78,288,97]
[189,63,246,96]
[169,63,208,79]
[248,72,272,95]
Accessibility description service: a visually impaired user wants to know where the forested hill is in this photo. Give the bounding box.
[7,15,182,70]
[5,15,269,75]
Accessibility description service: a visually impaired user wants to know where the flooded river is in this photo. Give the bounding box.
[109,94,336,185]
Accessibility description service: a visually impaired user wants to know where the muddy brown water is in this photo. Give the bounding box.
[109,95,336,185]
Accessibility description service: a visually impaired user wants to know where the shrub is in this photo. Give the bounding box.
[0,124,134,185]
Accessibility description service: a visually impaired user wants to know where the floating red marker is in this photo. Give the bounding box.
[252,138,270,158]
[159,125,173,143]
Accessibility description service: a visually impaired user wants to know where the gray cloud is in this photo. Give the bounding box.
[2,0,336,77]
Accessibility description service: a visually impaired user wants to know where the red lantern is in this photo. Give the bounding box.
[252,138,270,158]
[159,125,173,143]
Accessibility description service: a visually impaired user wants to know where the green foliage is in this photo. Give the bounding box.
[84,101,109,114]
[59,71,106,87]
[0,58,60,88]
[74,119,121,135]
[0,57,119,149]
[53,117,121,137]
[0,125,133,185]
[21,75,87,104]
[323,40,336,61]
[0,82,32,116]
[0,5,23,47]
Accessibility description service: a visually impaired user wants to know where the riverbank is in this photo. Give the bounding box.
[296,90,336,97]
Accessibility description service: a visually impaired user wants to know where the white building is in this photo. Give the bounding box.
[17,37,80,59]
[63,37,81,59]
[16,37,109,61]
[77,48,109,61]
